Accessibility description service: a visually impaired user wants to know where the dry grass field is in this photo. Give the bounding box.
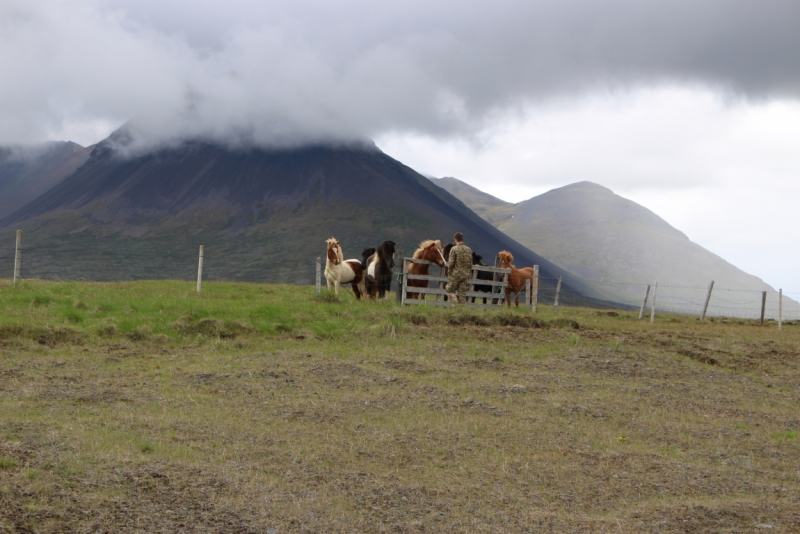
[1,279,799,533]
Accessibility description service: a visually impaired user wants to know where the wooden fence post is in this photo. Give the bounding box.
[493,255,502,305]
[650,282,658,323]
[525,278,531,310]
[779,289,783,331]
[316,257,321,296]
[13,230,22,286]
[700,280,715,321]
[553,276,562,313]
[638,284,650,320]
[531,265,539,312]
[395,250,404,304]
[760,291,767,325]
[400,255,408,306]
[196,245,204,293]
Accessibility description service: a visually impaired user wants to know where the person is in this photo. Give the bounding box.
[446,232,472,306]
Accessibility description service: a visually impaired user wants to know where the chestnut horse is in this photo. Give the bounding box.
[362,240,396,299]
[497,250,534,307]
[406,240,445,299]
[324,238,366,299]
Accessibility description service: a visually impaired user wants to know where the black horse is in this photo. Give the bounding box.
[443,243,494,303]
[362,240,396,299]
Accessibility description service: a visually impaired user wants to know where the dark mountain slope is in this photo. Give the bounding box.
[0,130,601,303]
[0,142,93,220]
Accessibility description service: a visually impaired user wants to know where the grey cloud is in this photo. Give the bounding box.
[1,0,798,148]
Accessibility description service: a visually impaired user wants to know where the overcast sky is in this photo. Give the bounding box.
[1,0,799,290]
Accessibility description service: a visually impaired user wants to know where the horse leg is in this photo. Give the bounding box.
[358,279,367,300]
[515,292,520,307]
[326,276,335,294]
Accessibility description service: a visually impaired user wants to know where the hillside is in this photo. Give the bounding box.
[431,178,784,313]
[432,177,515,227]
[0,142,93,220]
[2,279,799,532]
[0,128,600,303]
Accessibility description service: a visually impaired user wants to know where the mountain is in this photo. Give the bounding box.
[431,178,783,313]
[432,177,515,227]
[0,142,93,220]
[0,129,603,304]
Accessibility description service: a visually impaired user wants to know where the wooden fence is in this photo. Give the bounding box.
[397,257,512,309]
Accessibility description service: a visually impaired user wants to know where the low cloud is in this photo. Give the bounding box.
[1,0,799,149]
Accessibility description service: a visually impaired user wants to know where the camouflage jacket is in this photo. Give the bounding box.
[447,243,473,279]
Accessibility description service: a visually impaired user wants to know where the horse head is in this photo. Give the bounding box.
[498,250,514,268]
[326,237,341,266]
[379,240,396,269]
[442,243,454,262]
[472,253,485,266]
[415,239,445,266]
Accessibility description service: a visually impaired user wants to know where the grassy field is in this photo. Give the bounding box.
[1,279,798,533]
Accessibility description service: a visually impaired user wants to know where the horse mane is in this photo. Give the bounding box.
[326,237,343,262]
[412,239,441,259]
[498,250,514,266]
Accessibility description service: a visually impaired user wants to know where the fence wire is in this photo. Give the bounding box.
[2,239,798,321]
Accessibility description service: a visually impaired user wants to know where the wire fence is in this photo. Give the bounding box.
[0,242,321,286]
[530,276,800,322]
[2,235,798,323]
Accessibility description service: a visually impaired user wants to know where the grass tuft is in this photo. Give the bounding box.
[0,457,18,469]
[549,317,581,329]
[126,324,153,341]
[172,316,256,338]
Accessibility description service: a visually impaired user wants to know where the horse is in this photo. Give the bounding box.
[470,253,495,304]
[362,240,396,299]
[442,243,494,303]
[497,250,535,307]
[406,240,445,299]
[324,237,366,299]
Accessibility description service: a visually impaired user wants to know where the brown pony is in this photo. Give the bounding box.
[406,239,445,299]
[497,250,534,307]
[324,237,366,299]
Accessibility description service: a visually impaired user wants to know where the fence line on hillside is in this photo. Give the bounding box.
[3,231,798,325]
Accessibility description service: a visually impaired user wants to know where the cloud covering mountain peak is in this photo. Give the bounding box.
[2,0,799,149]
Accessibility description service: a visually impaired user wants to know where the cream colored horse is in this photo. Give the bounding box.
[325,238,366,299]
